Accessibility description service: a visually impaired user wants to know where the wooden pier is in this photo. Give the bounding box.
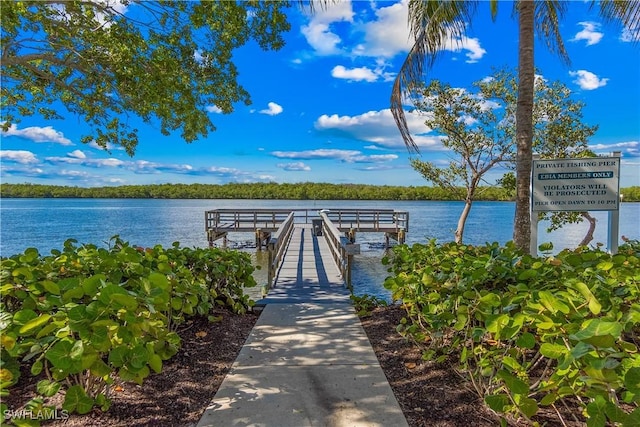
[204,208,409,292]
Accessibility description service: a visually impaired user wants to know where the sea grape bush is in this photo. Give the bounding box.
[0,237,257,423]
[383,239,640,426]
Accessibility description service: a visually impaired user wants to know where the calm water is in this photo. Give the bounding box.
[1,198,639,299]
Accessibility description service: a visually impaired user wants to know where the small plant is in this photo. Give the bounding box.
[350,293,388,317]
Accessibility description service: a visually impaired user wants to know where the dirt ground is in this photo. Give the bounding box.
[5,305,582,426]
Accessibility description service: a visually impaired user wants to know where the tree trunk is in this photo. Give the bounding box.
[513,1,535,252]
[578,212,597,247]
[455,199,473,244]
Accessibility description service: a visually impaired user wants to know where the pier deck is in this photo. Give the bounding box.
[260,224,350,304]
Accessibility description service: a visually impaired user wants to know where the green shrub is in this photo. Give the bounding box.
[0,237,256,422]
[383,239,640,426]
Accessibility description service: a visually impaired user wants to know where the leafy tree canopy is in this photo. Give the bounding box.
[410,68,598,242]
[1,0,292,155]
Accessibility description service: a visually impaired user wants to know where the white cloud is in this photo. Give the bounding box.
[0,150,39,164]
[277,162,312,171]
[331,65,378,82]
[60,169,92,179]
[301,1,354,55]
[2,124,73,145]
[314,108,437,149]
[88,140,125,151]
[358,1,485,63]
[442,35,486,63]
[589,140,639,157]
[68,150,86,159]
[569,70,608,90]
[45,154,125,168]
[271,148,397,164]
[357,0,412,58]
[259,102,283,116]
[571,21,604,46]
[206,105,223,114]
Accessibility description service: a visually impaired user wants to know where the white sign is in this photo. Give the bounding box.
[532,157,620,212]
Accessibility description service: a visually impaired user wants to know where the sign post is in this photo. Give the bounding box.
[530,152,621,255]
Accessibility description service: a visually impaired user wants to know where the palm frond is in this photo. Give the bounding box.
[391,0,479,154]
[594,0,640,43]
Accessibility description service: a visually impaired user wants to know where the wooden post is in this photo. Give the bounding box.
[346,254,353,292]
[607,151,622,254]
[267,241,275,291]
[256,228,262,250]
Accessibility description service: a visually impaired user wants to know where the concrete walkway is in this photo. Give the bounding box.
[196,303,408,427]
[197,224,407,426]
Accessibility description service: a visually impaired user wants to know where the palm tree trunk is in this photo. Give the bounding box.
[513,1,535,252]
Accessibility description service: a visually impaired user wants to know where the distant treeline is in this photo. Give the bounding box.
[1,183,639,202]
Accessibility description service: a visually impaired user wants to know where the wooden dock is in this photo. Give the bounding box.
[260,224,351,304]
[205,208,408,248]
[204,208,409,298]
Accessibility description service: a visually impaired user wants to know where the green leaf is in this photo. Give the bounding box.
[41,280,60,295]
[63,385,94,414]
[62,286,85,302]
[108,346,128,368]
[148,272,169,290]
[538,242,554,252]
[110,293,138,310]
[540,342,567,359]
[81,274,106,295]
[623,407,640,427]
[596,260,614,271]
[89,359,111,378]
[515,396,538,418]
[12,267,33,280]
[624,367,640,394]
[45,339,74,370]
[516,332,536,349]
[573,282,601,315]
[539,393,557,406]
[485,394,510,413]
[570,341,595,360]
[538,290,570,314]
[18,314,51,335]
[497,370,529,395]
[13,309,37,326]
[586,396,608,427]
[148,354,163,374]
[36,379,60,397]
[69,340,84,361]
[571,320,622,348]
[479,292,501,307]
[30,359,43,376]
[128,345,149,371]
[518,269,538,280]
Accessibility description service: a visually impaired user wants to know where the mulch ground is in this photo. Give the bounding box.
[4,305,583,426]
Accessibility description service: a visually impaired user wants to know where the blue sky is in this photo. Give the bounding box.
[1,0,639,188]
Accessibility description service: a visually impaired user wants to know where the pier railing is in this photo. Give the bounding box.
[266,212,295,289]
[319,212,360,289]
[322,209,409,233]
[205,208,408,234]
[205,208,408,290]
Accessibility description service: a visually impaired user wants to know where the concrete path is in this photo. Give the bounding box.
[197,224,408,426]
[197,303,408,427]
